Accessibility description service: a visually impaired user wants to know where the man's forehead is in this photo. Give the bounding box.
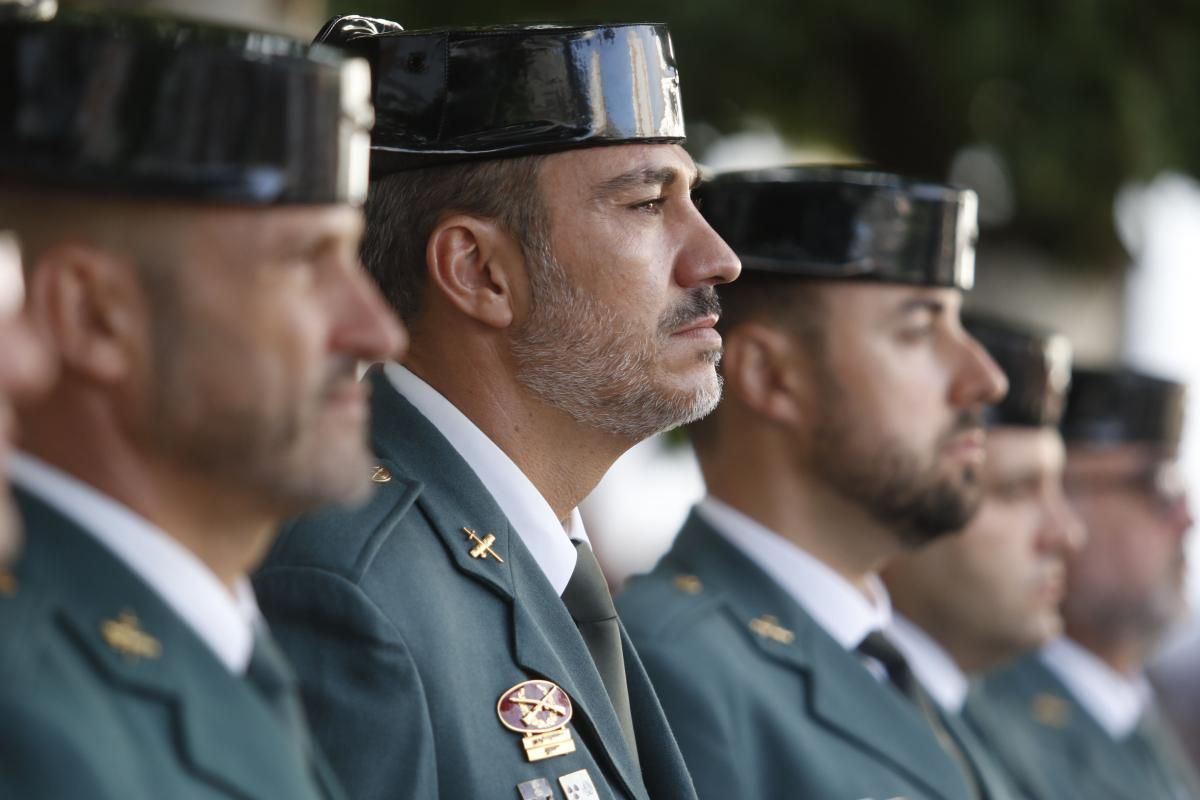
[828,282,963,314]
[547,143,697,189]
[1065,442,1169,476]
[193,204,363,248]
[987,427,1064,474]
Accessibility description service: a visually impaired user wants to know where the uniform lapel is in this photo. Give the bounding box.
[619,621,698,799]
[666,512,972,800]
[368,371,648,800]
[19,491,326,800]
[984,656,1151,800]
[938,706,1018,800]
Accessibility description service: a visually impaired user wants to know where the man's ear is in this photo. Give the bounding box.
[23,243,147,383]
[425,213,527,329]
[721,321,812,428]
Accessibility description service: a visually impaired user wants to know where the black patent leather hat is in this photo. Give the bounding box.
[0,12,374,204]
[964,314,1073,428]
[1061,367,1186,449]
[695,166,979,289]
[315,15,685,173]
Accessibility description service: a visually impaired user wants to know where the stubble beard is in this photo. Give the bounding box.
[141,297,374,516]
[511,246,723,442]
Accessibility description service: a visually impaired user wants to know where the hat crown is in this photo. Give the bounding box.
[695,166,978,290]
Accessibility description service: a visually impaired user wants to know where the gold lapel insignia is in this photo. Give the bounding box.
[672,574,703,595]
[1031,692,1070,728]
[749,614,795,645]
[558,768,599,799]
[462,527,504,563]
[370,465,392,483]
[0,570,17,597]
[101,610,161,660]
[497,679,577,762]
[516,777,555,800]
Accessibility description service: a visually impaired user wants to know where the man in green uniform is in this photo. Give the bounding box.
[617,166,1009,800]
[255,15,739,800]
[0,231,54,565]
[880,316,1085,796]
[969,367,1200,800]
[0,12,405,799]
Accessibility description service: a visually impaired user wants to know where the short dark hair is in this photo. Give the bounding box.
[360,155,548,323]
[688,274,827,453]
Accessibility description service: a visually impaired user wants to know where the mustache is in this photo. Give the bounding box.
[319,356,361,401]
[658,287,722,335]
[940,409,986,444]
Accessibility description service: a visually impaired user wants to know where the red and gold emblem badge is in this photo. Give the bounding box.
[497,679,577,761]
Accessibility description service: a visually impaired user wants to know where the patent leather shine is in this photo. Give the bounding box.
[317,20,685,172]
[0,13,372,204]
[966,315,1073,428]
[696,166,979,290]
[1061,368,1186,448]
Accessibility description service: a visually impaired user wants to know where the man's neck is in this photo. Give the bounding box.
[705,466,901,594]
[1065,625,1153,678]
[406,353,632,520]
[20,411,274,594]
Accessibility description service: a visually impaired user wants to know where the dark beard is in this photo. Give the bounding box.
[812,380,985,548]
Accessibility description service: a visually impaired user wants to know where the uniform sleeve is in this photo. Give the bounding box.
[634,641,751,800]
[254,564,439,800]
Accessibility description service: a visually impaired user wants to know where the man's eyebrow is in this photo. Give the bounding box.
[590,165,699,202]
[895,297,947,317]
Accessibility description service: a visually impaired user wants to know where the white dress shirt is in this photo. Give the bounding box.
[696,496,892,650]
[1040,636,1152,739]
[9,451,259,674]
[385,363,588,596]
[888,613,970,714]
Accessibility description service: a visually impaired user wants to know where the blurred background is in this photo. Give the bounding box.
[61,0,1200,672]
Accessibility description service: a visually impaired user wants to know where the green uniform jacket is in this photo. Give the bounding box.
[0,489,344,800]
[967,653,1200,800]
[254,371,696,800]
[616,510,978,800]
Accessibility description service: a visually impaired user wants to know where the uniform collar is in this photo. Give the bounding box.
[384,363,587,595]
[9,451,259,674]
[696,496,891,650]
[1040,636,1151,739]
[888,613,970,713]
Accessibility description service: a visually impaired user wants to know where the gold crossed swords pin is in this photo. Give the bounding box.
[462,527,503,562]
[497,679,577,761]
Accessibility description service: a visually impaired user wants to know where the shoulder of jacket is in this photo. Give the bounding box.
[261,457,426,584]
[618,565,729,643]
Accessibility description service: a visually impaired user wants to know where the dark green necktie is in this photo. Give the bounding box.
[857,631,985,800]
[561,541,639,764]
[246,631,311,758]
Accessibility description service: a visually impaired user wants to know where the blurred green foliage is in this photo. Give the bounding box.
[330,0,1200,267]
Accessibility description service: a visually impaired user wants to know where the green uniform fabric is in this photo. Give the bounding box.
[616,509,978,800]
[967,653,1200,800]
[0,489,344,800]
[254,370,697,800]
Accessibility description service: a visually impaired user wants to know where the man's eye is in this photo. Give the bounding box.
[897,323,934,342]
[631,197,665,214]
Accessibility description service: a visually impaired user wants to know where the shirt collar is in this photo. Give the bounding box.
[1040,636,1151,739]
[384,363,586,595]
[9,451,259,674]
[887,613,970,713]
[696,496,891,650]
